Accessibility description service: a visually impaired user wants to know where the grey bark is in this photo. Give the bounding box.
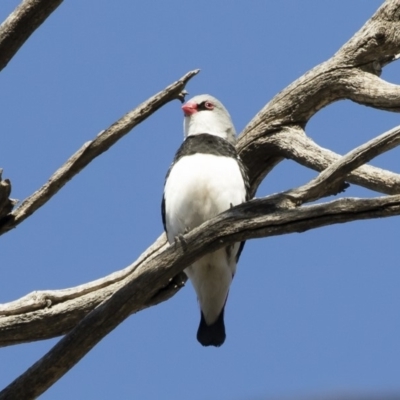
[0,0,63,72]
[1,0,400,398]
[0,70,199,236]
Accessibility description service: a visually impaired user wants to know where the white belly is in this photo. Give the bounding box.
[164,153,246,240]
[164,153,246,324]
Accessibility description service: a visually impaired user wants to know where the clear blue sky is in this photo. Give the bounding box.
[1,1,399,399]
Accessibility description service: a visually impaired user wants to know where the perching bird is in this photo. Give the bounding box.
[162,94,250,347]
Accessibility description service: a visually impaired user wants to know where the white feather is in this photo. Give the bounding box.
[164,153,246,324]
[183,94,236,145]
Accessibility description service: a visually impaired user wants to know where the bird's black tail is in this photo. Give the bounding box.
[197,308,226,347]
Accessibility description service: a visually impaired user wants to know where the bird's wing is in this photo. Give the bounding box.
[161,194,167,233]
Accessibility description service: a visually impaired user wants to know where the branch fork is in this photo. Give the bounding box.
[1,0,400,398]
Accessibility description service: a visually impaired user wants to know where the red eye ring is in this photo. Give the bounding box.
[204,101,214,110]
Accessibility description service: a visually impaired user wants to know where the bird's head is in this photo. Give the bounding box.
[182,94,236,145]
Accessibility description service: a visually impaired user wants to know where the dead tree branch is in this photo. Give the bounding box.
[0,234,169,346]
[1,121,399,348]
[2,191,400,398]
[237,0,400,190]
[3,118,400,399]
[0,0,63,72]
[344,71,400,111]
[269,127,400,195]
[0,69,199,235]
[1,0,400,397]
[287,125,400,204]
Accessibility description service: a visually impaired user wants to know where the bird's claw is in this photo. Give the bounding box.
[174,233,188,251]
[169,272,187,289]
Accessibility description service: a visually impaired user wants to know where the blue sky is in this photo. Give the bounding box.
[1,1,400,399]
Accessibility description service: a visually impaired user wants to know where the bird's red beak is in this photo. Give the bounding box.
[182,101,198,116]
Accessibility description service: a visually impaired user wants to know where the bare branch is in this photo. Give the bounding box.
[0,233,167,318]
[0,70,199,236]
[237,0,400,189]
[10,113,395,397]
[274,127,400,195]
[2,191,400,399]
[288,125,400,204]
[1,0,399,354]
[0,0,63,72]
[0,234,169,346]
[2,1,400,397]
[344,71,400,112]
[2,119,400,347]
[3,116,400,348]
[336,0,400,67]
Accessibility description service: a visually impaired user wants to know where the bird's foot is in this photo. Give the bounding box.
[174,227,190,251]
[150,272,187,303]
[174,234,188,251]
[168,272,187,289]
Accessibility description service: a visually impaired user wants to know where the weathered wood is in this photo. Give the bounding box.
[0,70,199,236]
[267,127,400,195]
[0,0,63,72]
[3,119,400,396]
[2,191,400,398]
[237,0,400,190]
[1,0,400,398]
[2,123,400,347]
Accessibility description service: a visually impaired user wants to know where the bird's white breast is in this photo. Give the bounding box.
[164,153,246,242]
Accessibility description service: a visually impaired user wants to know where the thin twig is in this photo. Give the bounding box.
[0,69,199,235]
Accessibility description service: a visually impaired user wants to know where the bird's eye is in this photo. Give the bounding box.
[204,101,214,110]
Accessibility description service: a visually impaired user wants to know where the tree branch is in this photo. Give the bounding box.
[2,191,400,398]
[344,71,400,112]
[2,0,400,397]
[0,70,199,235]
[3,117,400,393]
[237,0,400,189]
[0,0,63,72]
[288,125,400,204]
[2,121,400,349]
[1,64,399,350]
[272,127,400,195]
[1,115,397,350]
[0,234,169,346]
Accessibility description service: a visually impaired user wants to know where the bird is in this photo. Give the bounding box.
[162,94,250,347]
